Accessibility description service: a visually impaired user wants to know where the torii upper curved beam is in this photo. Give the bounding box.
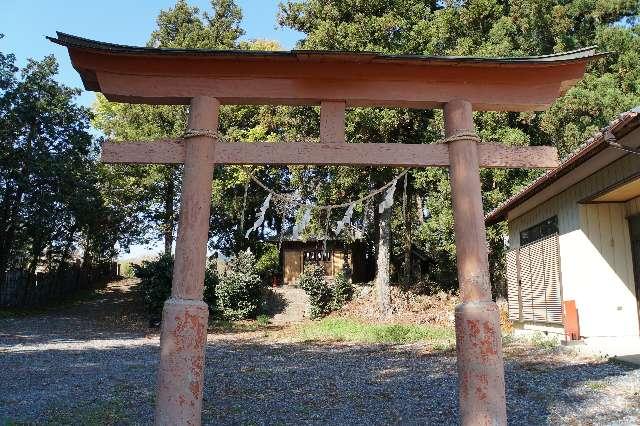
[49,32,602,111]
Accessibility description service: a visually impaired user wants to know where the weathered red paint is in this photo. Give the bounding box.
[454,303,506,425]
[155,96,219,426]
[445,100,507,425]
[155,298,209,425]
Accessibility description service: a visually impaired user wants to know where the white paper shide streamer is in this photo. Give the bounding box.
[378,178,398,213]
[245,193,272,238]
[292,205,312,240]
[335,202,355,236]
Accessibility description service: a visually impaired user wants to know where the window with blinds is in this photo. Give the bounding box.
[505,233,563,324]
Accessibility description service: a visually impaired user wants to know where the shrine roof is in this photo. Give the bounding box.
[49,32,604,110]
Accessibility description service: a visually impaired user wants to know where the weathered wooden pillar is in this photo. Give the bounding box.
[155,96,219,426]
[444,99,507,425]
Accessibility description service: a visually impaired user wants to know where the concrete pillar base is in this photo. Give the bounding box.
[155,298,209,426]
[455,301,507,426]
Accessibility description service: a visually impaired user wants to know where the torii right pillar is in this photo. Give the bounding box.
[444,99,507,425]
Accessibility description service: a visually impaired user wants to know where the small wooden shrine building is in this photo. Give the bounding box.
[280,239,373,285]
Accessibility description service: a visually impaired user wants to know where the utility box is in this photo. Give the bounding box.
[563,300,580,340]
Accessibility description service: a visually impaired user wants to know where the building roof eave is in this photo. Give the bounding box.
[485,108,640,225]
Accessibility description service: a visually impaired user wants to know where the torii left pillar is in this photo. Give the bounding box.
[155,96,219,425]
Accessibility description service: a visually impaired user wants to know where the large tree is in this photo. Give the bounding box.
[0,37,124,279]
[93,0,247,255]
[278,0,640,296]
[93,1,293,268]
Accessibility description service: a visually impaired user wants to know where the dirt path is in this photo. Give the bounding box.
[1,279,639,425]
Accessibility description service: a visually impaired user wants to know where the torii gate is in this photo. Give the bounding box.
[50,32,599,425]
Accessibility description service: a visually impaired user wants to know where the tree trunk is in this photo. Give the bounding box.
[57,223,78,273]
[375,202,391,316]
[0,190,19,282]
[163,167,176,255]
[403,188,412,286]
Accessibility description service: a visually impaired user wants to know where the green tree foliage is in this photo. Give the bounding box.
[0,37,125,280]
[255,244,281,278]
[93,0,291,267]
[278,0,640,295]
[93,0,247,255]
[216,250,262,319]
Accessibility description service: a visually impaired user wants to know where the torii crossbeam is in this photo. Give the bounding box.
[50,32,600,426]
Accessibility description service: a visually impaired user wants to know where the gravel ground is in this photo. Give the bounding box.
[1,279,639,425]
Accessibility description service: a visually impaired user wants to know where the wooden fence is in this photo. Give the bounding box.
[0,262,117,308]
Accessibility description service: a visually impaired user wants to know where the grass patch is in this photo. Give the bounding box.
[530,332,559,350]
[297,318,454,344]
[209,319,259,332]
[209,317,276,333]
[585,380,608,391]
[256,314,270,326]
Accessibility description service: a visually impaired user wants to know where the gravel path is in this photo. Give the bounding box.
[1,279,638,425]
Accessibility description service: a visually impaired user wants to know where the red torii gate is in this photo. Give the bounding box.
[50,32,599,425]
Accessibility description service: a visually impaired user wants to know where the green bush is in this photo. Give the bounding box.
[299,264,334,319]
[332,268,354,310]
[132,255,173,322]
[216,250,262,320]
[256,244,280,276]
[133,254,218,324]
[299,263,355,319]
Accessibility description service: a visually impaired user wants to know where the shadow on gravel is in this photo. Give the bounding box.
[2,331,637,425]
[261,288,289,316]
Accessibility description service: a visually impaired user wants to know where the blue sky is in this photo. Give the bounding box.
[0,0,303,259]
[0,0,303,107]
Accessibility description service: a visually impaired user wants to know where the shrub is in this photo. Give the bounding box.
[298,264,334,319]
[256,314,270,326]
[216,250,262,320]
[132,254,173,323]
[256,244,280,276]
[203,264,219,314]
[133,254,218,325]
[332,266,354,310]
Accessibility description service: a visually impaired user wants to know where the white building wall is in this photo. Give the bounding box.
[508,154,640,338]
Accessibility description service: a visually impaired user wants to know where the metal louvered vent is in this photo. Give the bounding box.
[505,249,520,321]
[505,234,563,324]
